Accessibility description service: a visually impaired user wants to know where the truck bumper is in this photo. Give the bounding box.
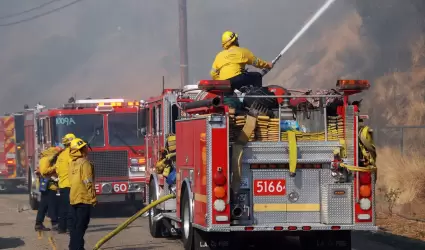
[192,223,378,232]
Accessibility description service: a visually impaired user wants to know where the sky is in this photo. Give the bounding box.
[0,0,424,127]
[0,0,325,112]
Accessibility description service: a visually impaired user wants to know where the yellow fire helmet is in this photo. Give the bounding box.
[70,138,87,150]
[62,133,76,145]
[221,30,238,49]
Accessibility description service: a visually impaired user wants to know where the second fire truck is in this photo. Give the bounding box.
[26,99,147,209]
[143,80,377,250]
[0,112,27,191]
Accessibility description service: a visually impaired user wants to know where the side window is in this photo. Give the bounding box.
[153,106,157,134]
[42,118,51,145]
[37,118,43,145]
[171,104,179,134]
[158,104,162,133]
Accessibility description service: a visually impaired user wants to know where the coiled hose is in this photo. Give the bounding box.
[93,193,176,250]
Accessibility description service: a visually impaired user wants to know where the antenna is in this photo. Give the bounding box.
[162,76,165,94]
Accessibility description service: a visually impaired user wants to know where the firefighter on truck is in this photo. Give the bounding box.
[139,78,377,250]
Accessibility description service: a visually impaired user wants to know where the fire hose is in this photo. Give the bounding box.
[339,126,378,174]
[92,193,176,250]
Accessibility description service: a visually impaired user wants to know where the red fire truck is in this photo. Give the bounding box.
[26,99,147,209]
[0,113,27,191]
[144,80,377,249]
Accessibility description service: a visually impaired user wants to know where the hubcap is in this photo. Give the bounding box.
[183,199,190,239]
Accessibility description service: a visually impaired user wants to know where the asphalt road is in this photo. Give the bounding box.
[0,190,424,250]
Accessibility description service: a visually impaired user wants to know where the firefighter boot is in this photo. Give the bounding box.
[35,224,51,231]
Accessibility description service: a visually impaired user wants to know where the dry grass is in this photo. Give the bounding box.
[376,147,425,205]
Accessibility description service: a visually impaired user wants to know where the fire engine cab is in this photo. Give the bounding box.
[144,79,377,250]
[26,98,147,210]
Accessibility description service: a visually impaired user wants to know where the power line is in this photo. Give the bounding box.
[0,0,83,27]
[0,0,61,20]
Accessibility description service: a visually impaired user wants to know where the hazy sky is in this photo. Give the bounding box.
[0,0,424,121]
[0,0,326,112]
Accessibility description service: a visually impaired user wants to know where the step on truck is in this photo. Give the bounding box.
[25,99,147,209]
[144,80,377,250]
[0,113,27,191]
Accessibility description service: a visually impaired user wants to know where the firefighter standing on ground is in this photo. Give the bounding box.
[34,146,61,231]
[68,138,96,250]
[55,133,76,234]
[210,30,273,92]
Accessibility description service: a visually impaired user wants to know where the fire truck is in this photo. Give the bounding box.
[0,112,27,191]
[26,99,147,210]
[144,80,377,250]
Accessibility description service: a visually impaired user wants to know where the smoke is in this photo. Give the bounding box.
[267,0,425,129]
[0,0,324,112]
[0,0,424,132]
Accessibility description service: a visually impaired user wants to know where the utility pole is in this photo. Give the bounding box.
[178,0,189,88]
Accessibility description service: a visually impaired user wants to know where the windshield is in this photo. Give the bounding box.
[52,114,105,147]
[108,113,144,146]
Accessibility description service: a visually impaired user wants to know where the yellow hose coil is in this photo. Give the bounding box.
[339,126,377,173]
[93,193,176,250]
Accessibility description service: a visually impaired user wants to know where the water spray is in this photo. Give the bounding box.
[262,0,336,76]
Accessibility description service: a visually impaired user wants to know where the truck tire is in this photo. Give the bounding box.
[28,172,39,210]
[299,230,351,250]
[148,181,164,238]
[181,190,194,250]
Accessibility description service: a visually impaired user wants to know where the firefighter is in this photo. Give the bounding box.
[34,146,62,231]
[68,138,96,250]
[55,133,76,234]
[210,30,273,92]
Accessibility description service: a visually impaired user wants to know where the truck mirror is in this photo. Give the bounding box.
[139,127,147,136]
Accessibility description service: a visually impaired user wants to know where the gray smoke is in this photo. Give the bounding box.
[0,0,424,121]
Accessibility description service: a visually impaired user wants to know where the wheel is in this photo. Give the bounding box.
[299,230,351,250]
[28,171,38,210]
[148,180,164,238]
[181,190,194,250]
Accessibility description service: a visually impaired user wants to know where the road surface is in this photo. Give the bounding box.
[0,191,424,250]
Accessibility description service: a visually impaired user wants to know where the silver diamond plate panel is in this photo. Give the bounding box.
[206,118,213,228]
[287,212,320,223]
[344,106,355,166]
[252,170,322,224]
[242,142,340,164]
[228,224,378,232]
[254,212,287,224]
[193,223,378,232]
[321,183,353,225]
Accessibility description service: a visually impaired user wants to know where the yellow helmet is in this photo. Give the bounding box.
[62,133,76,145]
[221,30,238,49]
[70,138,87,150]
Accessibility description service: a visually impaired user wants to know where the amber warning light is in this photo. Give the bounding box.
[336,80,370,91]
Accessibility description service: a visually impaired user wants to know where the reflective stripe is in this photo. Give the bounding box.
[83,178,93,184]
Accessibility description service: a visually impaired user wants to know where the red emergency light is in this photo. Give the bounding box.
[336,80,370,91]
[198,80,233,93]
